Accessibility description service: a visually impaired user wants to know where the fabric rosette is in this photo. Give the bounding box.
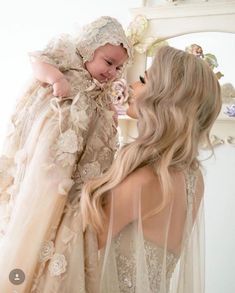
[109,78,130,106]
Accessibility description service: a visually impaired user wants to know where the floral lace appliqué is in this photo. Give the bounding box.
[57,129,81,153]
[39,241,55,263]
[79,161,101,180]
[53,129,83,167]
[48,253,67,277]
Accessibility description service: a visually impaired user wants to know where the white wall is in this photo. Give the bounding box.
[168,32,235,85]
[200,147,235,293]
[0,0,141,148]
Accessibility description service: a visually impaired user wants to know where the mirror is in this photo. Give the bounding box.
[147,32,235,103]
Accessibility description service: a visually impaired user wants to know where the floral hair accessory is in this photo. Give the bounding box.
[110,78,130,105]
[185,43,223,80]
[127,15,168,56]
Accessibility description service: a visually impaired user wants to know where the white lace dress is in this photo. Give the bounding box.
[0,36,118,293]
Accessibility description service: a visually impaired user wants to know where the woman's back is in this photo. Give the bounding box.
[99,166,204,293]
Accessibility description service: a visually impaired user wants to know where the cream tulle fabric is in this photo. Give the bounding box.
[99,167,205,293]
[0,17,131,292]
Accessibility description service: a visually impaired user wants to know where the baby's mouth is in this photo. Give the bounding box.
[100,74,109,82]
[127,96,135,106]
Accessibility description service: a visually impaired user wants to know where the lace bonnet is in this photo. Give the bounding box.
[76,16,133,64]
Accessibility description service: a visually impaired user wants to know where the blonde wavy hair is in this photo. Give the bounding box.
[81,46,222,232]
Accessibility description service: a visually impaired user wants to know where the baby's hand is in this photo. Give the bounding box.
[52,77,71,97]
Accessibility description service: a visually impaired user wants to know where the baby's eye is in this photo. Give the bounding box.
[139,75,146,84]
[105,60,112,66]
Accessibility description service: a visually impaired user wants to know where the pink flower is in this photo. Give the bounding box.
[110,79,130,105]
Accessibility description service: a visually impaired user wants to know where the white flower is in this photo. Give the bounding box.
[49,253,67,277]
[39,241,55,263]
[52,129,84,167]
[57,129,80,154]
[126,15,148,44]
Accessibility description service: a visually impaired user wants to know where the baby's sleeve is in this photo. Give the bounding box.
[29,34,77,71]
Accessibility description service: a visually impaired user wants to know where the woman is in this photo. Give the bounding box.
[81,46,222,292]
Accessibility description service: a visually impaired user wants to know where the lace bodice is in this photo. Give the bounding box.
[114,224,178,293]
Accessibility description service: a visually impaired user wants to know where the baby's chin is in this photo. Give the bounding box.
[126,105,137,119]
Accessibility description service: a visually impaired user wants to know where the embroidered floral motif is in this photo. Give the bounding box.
[56,153,77,168]
[53,129,83,167]
[98,147,113,162]
[109,79,130,106]
[79,161,101,180]
[39,241,55,263]
[48,253,67,277]
[57,129,81,153]
[98,147,113,171]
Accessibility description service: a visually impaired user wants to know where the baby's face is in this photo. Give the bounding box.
[85,43,128,83]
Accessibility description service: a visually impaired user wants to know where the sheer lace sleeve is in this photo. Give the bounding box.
[0,93,95,291]
[29,34,78,71]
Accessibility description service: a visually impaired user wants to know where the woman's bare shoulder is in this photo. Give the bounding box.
[114,165,160,196]
[127,165,159,185]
